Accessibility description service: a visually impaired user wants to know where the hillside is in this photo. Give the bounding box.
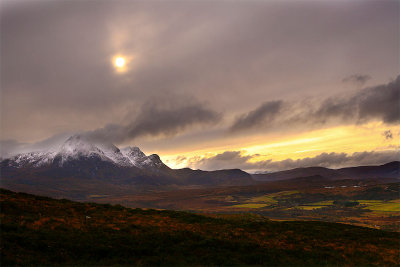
[253,161,400,181]
[1,189,399,266]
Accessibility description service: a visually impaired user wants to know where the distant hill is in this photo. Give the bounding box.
[253,161,400,182]
[2,134,398,200]
[1,188,399,266]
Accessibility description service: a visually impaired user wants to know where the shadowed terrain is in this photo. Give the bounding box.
[1,189,399,266]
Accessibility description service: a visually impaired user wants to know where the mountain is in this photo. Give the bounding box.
[0,135,254,198]
[252,161,400,182]
[3,135,166,170]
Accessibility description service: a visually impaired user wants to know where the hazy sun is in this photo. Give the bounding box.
[114,56,126,68]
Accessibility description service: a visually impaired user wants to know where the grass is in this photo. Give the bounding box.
[243,190,300,205]
[294,199,400,212]
[296,205,327,210]
[296,200,334,210]
[2,188,400,266]
[358,199,400,212]
[88,195,110,198]
[231,203,269,209]
[247,195,277,204]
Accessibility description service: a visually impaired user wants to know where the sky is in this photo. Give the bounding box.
[1,0,399,172]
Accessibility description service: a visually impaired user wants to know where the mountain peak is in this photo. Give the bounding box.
[60,134,101,154]
[121,146,146,158]
[3,134,166,170]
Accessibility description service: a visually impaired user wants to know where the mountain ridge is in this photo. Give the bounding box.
[0,135,254,195]
[1,134,398,200]
[253,161,400,181]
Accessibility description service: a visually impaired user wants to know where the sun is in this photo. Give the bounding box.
[114,56,126,68]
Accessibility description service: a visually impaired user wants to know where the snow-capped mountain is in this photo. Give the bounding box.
[4,134,167,170]
[0,134,254,198]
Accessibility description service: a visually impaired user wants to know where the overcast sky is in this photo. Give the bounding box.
[1,0,399,171]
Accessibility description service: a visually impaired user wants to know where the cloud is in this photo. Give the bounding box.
[231,75,400,132]
[186,150,400,172]
[230,101,283,131]
[84,97,221,143]
[355,76,400,123]
[1,1,398,144]
[186,151,256,171]
[0,140,25,158]
[382,130,393,140]
[0,132,72,158]
[342,74,371,86]
[0,96,221,157]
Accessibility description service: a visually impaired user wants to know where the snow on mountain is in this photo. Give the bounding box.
[3,134,166,170]
[121,147,147,167]
[8,151,57,168]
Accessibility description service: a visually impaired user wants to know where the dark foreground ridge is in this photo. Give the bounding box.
[1,189,399,266]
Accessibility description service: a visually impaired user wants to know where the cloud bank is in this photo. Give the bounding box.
[231,75,400,132]
[186,150,400,172]
[85,98,221,143]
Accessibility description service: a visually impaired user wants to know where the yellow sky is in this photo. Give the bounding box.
[161,122,400,169]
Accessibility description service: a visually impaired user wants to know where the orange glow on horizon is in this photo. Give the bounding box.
[160,122,400,169]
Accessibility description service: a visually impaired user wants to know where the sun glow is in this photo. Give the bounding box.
[159,122,400,170]
[115,57,125,67]
[112,55,128,72]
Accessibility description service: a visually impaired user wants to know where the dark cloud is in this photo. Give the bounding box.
[355,76,400,123]
[230,101,282,131]
[187,150,400,172]
[85,98,221,143]
[318,75,400,124]
[383,130,393,140]
[231,75,400,132]
[342,74,371,86]
[0,98,220,157]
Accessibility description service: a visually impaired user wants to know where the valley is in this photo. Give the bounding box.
[1,188,399,266]
[1,138,398,232]
[86,178,400,232]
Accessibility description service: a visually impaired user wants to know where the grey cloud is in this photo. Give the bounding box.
[342,74,371,86]
[0,98,220,157]
[231,75,400,132]
[0,140,25,158]
[383,130,393,140]
[355,76,400,123]
[85,98,221,144]
[174,156,187,165]
[230,101,282,131]
[0,132,72,157]
[187,151,256,171]
[319,75,400,124]
[1,1,398,143]
[187,150,400,172]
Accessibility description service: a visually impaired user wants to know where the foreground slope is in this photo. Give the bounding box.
[1,189,399,266]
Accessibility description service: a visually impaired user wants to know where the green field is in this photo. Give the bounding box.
[231,203,269,208]
[231,195,400,212]
[359,199,400,212]
[297,200,334,210]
